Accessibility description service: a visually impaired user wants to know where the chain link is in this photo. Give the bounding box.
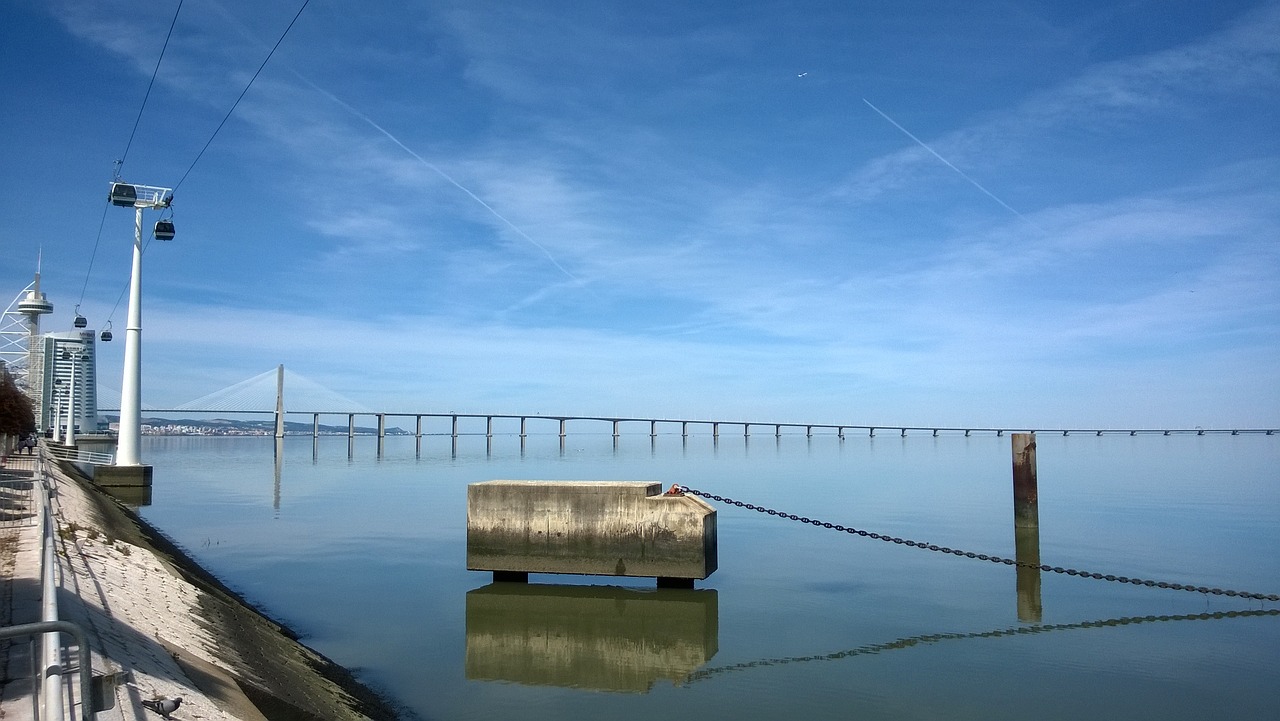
[675,485,1280,603]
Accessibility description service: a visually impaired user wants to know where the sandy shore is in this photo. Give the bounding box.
[1,453,401,721]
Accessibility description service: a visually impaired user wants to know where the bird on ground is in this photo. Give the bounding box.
[141,697,182,718]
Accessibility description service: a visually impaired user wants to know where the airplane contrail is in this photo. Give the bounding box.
[862,98,1043,232]
[300,76,582,284]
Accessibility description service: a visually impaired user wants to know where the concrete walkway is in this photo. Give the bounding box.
[0,452,260,721]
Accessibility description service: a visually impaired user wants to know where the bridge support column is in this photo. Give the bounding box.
[650,420,657,438]
[348,415,355,439]
[681,421,688,438]
[416,415,423,438]
[452,415,459,441]
[743,424,750,439]
[378,414,386,439]
[613,420,620,438]
[313,414,319,439]
[487,417,493,438]
[837,427,845,440]
[559,419,567,439]
[520,417,527,438]
[274,364,285,439]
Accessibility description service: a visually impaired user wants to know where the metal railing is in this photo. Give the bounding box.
[42,444,114,467]
[0,447,94,721]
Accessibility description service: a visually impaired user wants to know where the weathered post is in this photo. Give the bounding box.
[1011,433,1038,528]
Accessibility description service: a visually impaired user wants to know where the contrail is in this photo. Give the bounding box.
[201,0,586,285]
[300,76,582,284]
[862,98,1043,232]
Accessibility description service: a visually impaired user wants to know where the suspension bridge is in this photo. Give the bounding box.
[96,367,1278,440]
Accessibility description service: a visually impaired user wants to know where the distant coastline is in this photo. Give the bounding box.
[100,415,413,437]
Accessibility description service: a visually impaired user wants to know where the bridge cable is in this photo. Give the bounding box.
[673,485,1280,602]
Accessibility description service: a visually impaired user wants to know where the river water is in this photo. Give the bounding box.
[133,430,1279,720]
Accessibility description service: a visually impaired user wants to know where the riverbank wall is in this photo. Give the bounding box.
[0,452,401,720]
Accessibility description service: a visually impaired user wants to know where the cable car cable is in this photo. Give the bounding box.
[119,0,186,177]
[172,0,311,192]
[77,1,184,326]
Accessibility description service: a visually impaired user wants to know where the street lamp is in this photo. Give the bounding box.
[51,378,64,444]
[108,181,174,467]
[62,349,86,447]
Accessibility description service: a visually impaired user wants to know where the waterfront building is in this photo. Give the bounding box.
[38,330,103,435]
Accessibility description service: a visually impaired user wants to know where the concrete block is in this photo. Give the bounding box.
[92,464,153,488]
[467,481,717,581]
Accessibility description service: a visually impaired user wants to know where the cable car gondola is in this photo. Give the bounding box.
[154,219,175,241]
[109,182,137,207]
[74,314,87,328]
[100,322,113,342]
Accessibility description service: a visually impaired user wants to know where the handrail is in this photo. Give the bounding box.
[42,444,114,466]
[0,447,96,721]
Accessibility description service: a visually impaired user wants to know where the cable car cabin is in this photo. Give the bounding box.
[154,219,175,240]
[109,182,137,207]
[100,329,113,342]
[74,314,87,328]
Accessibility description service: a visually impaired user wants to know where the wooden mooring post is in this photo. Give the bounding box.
[1011,432,1042,620]
[1011,432,1038,528]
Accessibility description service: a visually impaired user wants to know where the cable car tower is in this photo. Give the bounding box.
[0,266,55,406]
[109,181,174,470]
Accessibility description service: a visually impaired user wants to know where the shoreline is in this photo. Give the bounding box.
[3,454,404,721]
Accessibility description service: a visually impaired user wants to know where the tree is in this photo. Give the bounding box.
[0,366,36,438]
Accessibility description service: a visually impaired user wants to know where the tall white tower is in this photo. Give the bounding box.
[1,267,54,408]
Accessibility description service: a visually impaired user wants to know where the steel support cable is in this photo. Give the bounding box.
[172,0,311,192]
[673,485,1280,602]
[80,1,185,314]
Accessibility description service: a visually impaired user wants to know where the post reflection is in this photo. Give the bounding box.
[465,583,719,693]
[1015,524,1042,622]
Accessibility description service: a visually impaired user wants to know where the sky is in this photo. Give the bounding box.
[1,0,1278,428]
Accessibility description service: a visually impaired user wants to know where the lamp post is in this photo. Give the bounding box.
[109,182,173,468]
[62,349,85,447]
[51,379,64,444]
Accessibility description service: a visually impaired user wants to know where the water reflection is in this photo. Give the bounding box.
[686,608,1280,684]
[1014,525,1042,622]
[465,583,719,693]
[102,484,152,506]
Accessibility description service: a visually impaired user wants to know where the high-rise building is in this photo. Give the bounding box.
[39,331,102,435]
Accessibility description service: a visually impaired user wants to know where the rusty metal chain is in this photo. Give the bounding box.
[674,485,1280,603]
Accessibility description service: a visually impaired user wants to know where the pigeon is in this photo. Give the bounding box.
[141,697,182,718]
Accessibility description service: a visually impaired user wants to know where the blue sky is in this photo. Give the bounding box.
[2,0,1277,428]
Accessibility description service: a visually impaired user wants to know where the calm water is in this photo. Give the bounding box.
[133,431,1280,720]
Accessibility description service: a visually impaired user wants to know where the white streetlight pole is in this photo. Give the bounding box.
[51,381,63,444]
[110,182,173,467]
[64,351,78,447]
